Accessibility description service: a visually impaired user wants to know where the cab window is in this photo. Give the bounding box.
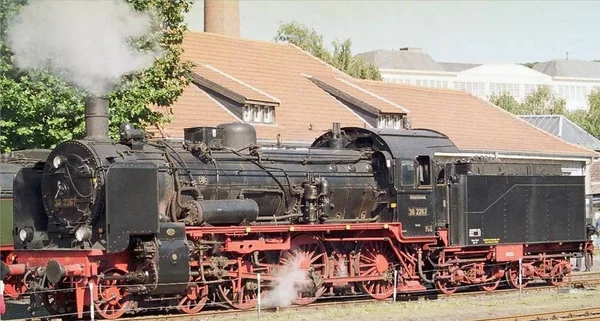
[401,160,415,186]
[416,156,431,186]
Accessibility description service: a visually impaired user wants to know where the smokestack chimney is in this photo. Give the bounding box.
[204,0,240,37]
[85,97,110,141]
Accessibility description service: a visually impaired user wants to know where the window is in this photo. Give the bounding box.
[401,160,415,186]
[243,104,275,124]
[524,84,540,97]
[490,83,520,98]
[416,156,431,186]
[415,79,448,89]
[454,82,485,97]
[378,114,403,130]
[263,107,273,123]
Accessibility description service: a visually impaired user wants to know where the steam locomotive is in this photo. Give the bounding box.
[0,149,50,299]
[1,97,592,319]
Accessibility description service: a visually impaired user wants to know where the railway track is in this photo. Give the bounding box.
[12,271,600,321]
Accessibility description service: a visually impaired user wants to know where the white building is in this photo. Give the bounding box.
[357,48,600,111]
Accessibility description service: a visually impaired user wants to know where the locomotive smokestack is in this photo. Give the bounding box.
[84,96,110,141]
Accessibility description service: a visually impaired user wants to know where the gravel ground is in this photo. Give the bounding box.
[213,288,600,321]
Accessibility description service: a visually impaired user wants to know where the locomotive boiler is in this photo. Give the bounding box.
[2,97,593,319]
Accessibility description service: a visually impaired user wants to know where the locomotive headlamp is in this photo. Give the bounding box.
[18,227,34,243]
[75,226,92,242]
[52,155,67,169]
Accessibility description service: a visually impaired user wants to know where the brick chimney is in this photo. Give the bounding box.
[204,0,240,37]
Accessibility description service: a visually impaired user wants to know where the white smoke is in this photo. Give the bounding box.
[7,0,161,95]
[262,254,311,308]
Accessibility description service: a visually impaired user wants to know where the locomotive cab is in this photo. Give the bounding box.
[313,126,459,237]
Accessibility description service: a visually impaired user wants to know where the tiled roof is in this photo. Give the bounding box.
[308,75,408,114]
[354,80,594,156]
[520,115,600,151]
[192,63,280,105]
[533,60,600,79]
[154,32,596,158]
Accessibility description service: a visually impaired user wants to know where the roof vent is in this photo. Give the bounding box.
[399,47,423,53]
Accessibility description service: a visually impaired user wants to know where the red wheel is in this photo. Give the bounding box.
[506,263,530,289]
[478,266,501,292]
[95,270,130,319]
[280,235,328,305]
[435,279,458,295]
[546,260,571,286]
[178,283,208,314]
[42,285,76,316]
[217,259,262,310]
[357,241,396,300]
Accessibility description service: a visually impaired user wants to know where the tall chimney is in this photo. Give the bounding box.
[204,0,240,37]
[85,97,110,141]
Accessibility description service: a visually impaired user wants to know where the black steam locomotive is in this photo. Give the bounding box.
[2,97,591,319]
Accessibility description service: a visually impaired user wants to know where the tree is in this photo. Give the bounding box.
[0,0,193,152]
[521,85,566,115]
[490,85,566,115]
[489,92,521,114]
[274,21,381,81]
[566,89,600,139]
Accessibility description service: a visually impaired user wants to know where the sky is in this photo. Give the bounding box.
[186,0,599,64]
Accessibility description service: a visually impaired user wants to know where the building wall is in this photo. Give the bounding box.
[381,67,600,111]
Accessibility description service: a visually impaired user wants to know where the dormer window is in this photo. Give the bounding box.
[378,114,404,130]
[243,104,275,124]
[191,64,280,125]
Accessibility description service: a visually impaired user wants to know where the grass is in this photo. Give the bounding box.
[211,289,600,321]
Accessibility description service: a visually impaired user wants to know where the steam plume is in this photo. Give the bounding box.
[7,0,161,95]
[262,254,311,308]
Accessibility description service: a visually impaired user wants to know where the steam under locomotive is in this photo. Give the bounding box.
[1,97,592,319]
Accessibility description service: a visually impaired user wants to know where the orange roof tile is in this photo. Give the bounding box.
[310,75,408,114]
[192,63,280,105]
[155,32,596,157]
[355,79,595,156]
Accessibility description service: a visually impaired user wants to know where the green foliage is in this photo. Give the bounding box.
[274,21,381,81]
[491,85,600,140]
[566,89,600,139]
[522,85,566,115]
[490,85,566,115]
[0,0,193,152]
[489,92,521,114]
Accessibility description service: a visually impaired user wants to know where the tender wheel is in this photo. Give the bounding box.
[506,263,530,289]
[42,285,76,316]
[357,241,396,300]
[217,259,262,310]
[280,234,328,305]
[546,260,571,286]
[478,266,501,292]
[95,269,130,319]
[178,283,208,314]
